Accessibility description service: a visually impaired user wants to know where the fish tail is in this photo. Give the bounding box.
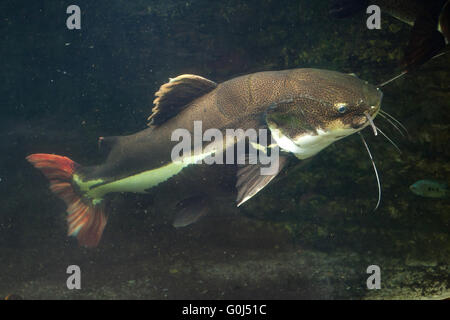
[26,153,107,247]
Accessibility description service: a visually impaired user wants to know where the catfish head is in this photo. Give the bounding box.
[266,69,383,159]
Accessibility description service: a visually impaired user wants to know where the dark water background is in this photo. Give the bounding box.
[0,0,449,299]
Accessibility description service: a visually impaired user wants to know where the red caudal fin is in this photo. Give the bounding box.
[26,154,107,247]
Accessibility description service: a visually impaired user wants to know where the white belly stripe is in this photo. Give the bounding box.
[86,150,215,201]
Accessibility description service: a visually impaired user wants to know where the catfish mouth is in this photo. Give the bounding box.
[353,104,381,135]
[351,114,370,129]
[354,89,383,131]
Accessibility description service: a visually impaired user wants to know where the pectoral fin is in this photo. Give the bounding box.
[173,194,210,228]
[236,154,289,207]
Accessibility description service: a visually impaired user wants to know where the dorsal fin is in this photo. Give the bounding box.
[147,74,217,126]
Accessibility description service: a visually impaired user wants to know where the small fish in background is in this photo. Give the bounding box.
[329,0,450,72]
[409,179,448,198]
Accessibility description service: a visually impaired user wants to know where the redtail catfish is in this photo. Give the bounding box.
[27,68,383,247]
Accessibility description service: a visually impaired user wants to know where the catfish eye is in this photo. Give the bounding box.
[336,104,347,113]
